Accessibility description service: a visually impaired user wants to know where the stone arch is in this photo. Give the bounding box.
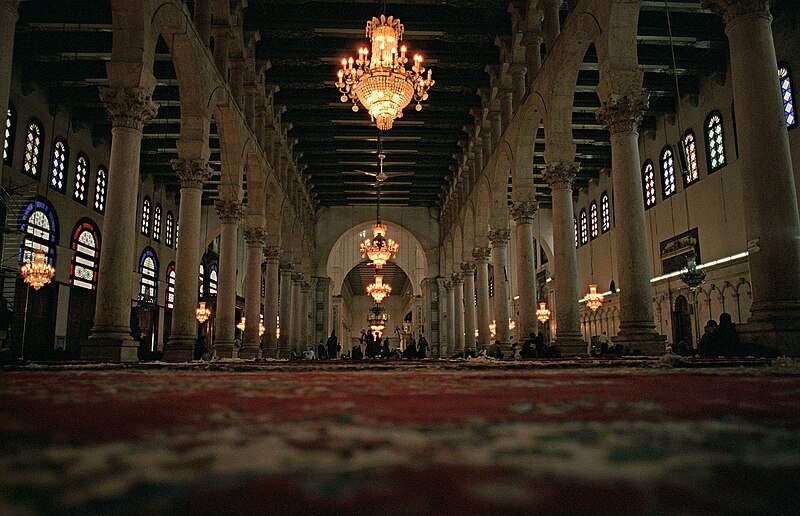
[595,0,644,102]
[487,152,511,229]
[212,107,244,202]
[511,92,547,202]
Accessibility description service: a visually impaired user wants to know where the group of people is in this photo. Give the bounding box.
[349,330,429,360]
[696,312,742,357]
[518,332,560,358]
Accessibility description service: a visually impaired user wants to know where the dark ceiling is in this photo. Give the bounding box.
[343,260,410,300]
[14,0,729,209]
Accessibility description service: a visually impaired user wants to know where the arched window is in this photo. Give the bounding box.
[779,65,797,129]
[589,202,599,239]
[209,264,219,296]
[140,197,151,236]
[661,146,676,198]
[49,138,69,194]
[165,211,174,247]
[22,120,43,179]
[19,198,58,265]
[138,248,158,303]
[166,262,176,309]
[175,222,179,248]
[705,111,727,172]
[642,160,656,209]
[3,104,15,165]
[152,204,162,242]
[579,209,588,245]
[573,217,578,248]
[600,192,610,233]
[199,262,205,298]
[73,154,89,204]
[69,219,101,290]
[93,167,107,214]
[682,130,699,185]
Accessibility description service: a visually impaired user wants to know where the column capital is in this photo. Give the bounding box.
[291,272,305,283]
[461,262,477,275]
[543,161,579,190]
[214,199,244,224]
[279,261,294,273]
[300,281,312,293]
[596,94,650,135]
[510,199,538,224]
[244,227,267,247]
[489,229,512,247]
[701,0,770,25]
[172,158,213,189]
[472,246,492,263]
[451,272,464,286]
[263,246,281,263]
[99,87,158,131]
[508,64,528,77]
[444,280,454,292]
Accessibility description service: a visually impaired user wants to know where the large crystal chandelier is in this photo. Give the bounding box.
[367,275,392,304]
[536,301,551,323]
[584,284,604,312]
[360,135,399,269]
[20,249,55,290]
[195,301,212,323]
[335,14,434,130]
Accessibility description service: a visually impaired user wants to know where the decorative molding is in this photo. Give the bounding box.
[596,94,649,135]
[701,0,771,25]
[543,162,579,190]
[171,158,213,190]
[215,200,244,224]
[98,87,158,131]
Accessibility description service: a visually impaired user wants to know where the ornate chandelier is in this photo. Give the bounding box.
[489,320,497,339]
[360,134,399,269]
[195,301,212,323]
[336,14,433,130]
[536,301,551,323]
[680,253,706,290]
[20,249,55,290]
[584,284,604,312]
[367,275,392,303]
[368,305,390,336]
[237,316,246,332]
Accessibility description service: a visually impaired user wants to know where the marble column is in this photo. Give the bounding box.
[300,280,312,351]
[290,272,304,353]
[511,200,539,339]
[193,0,212,47]
[543,162,585,355]
[212,28,230,77]
[229,58,244,108]
[0,0,19,180]
[85,87,157,362]
[278,262,293,358]
[490,111,502,148]
[473,247,493,349]
[509,65,528,111]
[522,20,543,88]
[213,200,243,358]
[262,246,281,358]
[542,0,563,53]
[461,262,478,353]
[240,227,266,359]
[164,158,212,361]
[597,95,665,354]
[489,229,512,348]
[500,90,514,133]
[703,0,800,355]
[452,273,465,354]
[444,281,455,356]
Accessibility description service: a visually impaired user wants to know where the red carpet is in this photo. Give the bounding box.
[1,359,799,514]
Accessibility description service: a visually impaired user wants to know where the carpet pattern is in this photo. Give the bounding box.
[1,360,799,515]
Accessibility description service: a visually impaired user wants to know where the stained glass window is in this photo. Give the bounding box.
[152,204,162,242]
[682,130,699,185]
[138,248,158,303]
[574,217,578,248]
[661,146,676,198]
[93,167,107,213]
[165,211,174,247]
[3,105,14,165]
[705,111,726,172]
[166,262,176,309]
[20,199,58,265]
[22,120,43,178]
[175,222,179,249]
[600,192,610,233]
[642,161,656,208]
[589,202,599,239]
[779,66,797,129]
[49,139,68,194]
[209,264,219,295]
[73,154,89,204]
[579,209,588,245]
[70,220,101,290]
[140,197,151,235]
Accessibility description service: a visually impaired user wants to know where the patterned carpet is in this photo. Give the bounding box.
[1,358,799,515]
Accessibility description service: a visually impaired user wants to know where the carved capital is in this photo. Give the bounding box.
[451,272,464,286]
[301,281,312,293]
[291,272,305,283]
[279,261,294,273]
[596,94,649,135]
[543,162,579,190]
[172,158,213,190]
[215,200,244,224]
[99,87,158,131]
[701,0,770,24]
[472,246,492,263]
[510,199,538,224]
[244,227,267,247]
[461,262,477,275]
[488,229,511,247]
[263,246,282,263]
[444,281,453,292]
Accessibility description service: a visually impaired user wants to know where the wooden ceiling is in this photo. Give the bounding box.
[343,260,410,300]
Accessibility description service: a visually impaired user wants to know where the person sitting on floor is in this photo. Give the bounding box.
[487,340,504,359]
[417,334,429,358]
[352,344,363,360]
[317,341,328,360]
[698,320,720,357]
[717,313,742,356]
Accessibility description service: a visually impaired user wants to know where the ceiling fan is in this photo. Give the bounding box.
[342,130,415,182]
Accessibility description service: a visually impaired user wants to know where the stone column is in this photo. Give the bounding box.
[500,90,514,133]
[240,227,266,359]
[212,28,230,77]
[300,280,312,351]
[213,200,243,358]
[289,272,304,352]
[704,0,800,355]
[85,87,157,362]
[444,281,455,356]
[542,0,563,53]
[481,127,492,170]
[597,95,665,354]
[509,65,528,110]
[461,262,478,353]
[522,17,543,88]
[0,0,19,179]
[452,273,465,354]
[278,262,293,358]
[261,246,281,358]
[489,111,502,148]
[164,158,212,361]
[543,162,585,355]
[229,58,244,108]
[473,247,492,349]
[489,229,512,348]
[193,0,212,47]
[511,200,539,339]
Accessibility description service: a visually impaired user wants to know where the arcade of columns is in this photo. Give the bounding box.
[2,0,800,360]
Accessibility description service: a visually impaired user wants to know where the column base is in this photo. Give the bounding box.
[214,340,238,359]
[739,318,800,358]
[554,337,587,357]
[238,342,261,360]
[83,327,138,362]
[261,337,278,360]
[612,330,667,356]
[163,336,195,362]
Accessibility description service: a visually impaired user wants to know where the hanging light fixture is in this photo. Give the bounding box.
[508,318,516,331]
[335,14,434,130]
[489,319,497,339]
[360,132,399,268]
[195,301,212,323]
[20,249,55,291]
[366,275,393,304]
[584,284,604,312]
[367,305,390,337]
[237,316,246,332]
[536,301,551,323]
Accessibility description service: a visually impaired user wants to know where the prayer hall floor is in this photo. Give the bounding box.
[1,357,799,515]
